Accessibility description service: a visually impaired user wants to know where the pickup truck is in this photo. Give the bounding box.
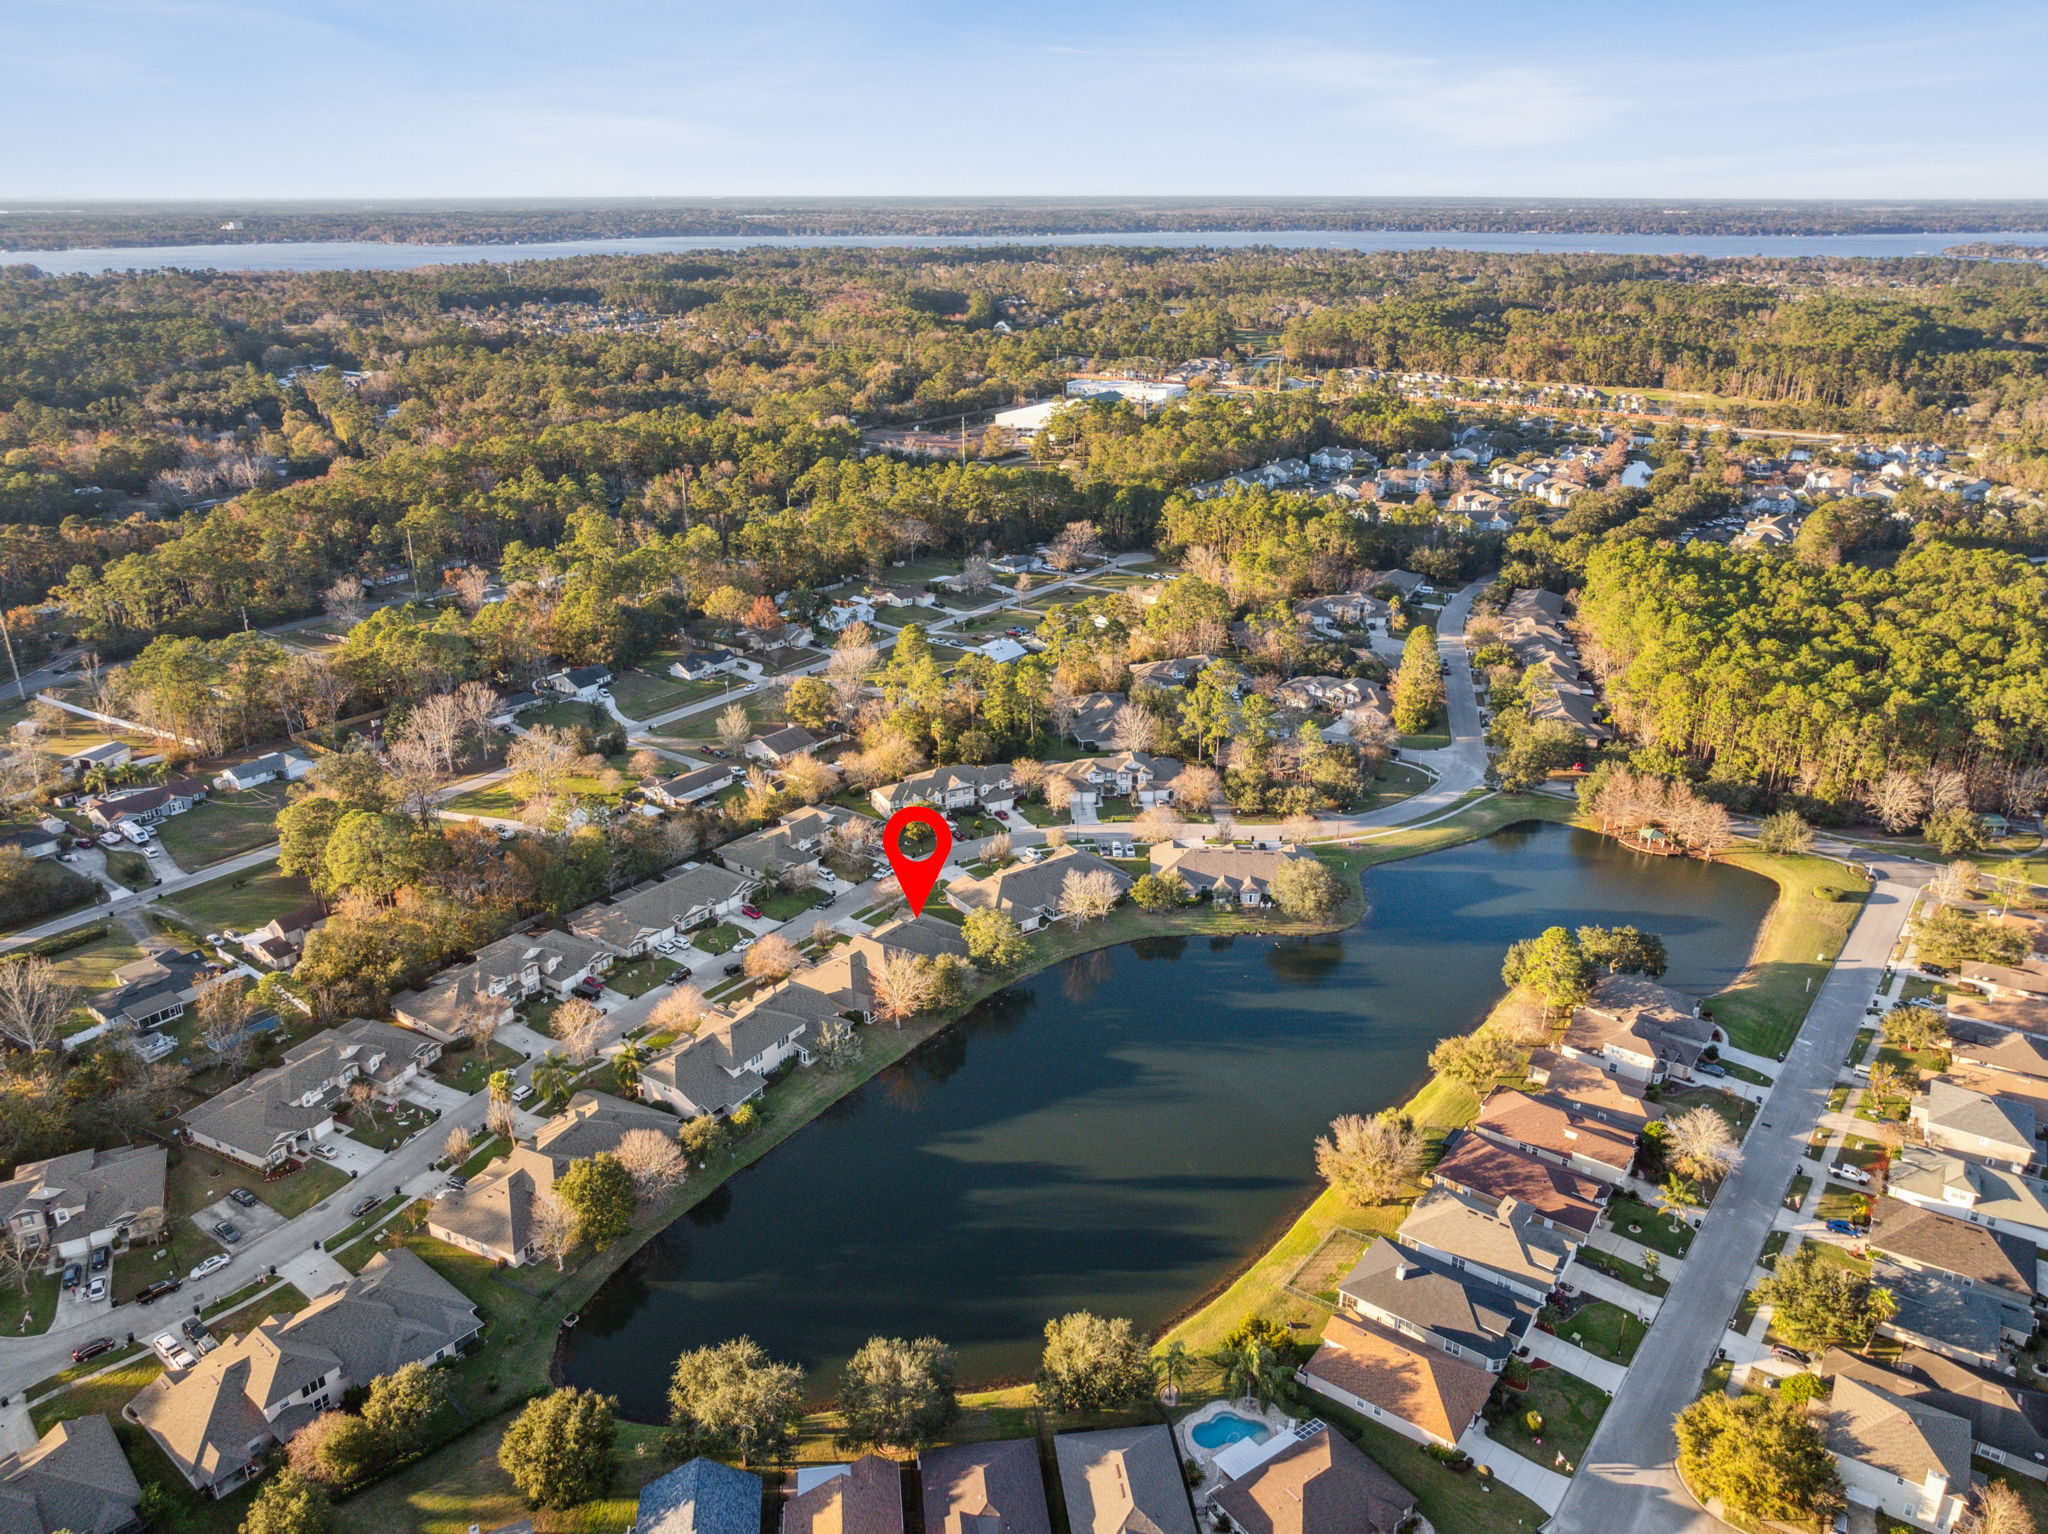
[1830,1163,1874,1186]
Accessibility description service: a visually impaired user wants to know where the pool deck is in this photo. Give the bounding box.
[1175,1398,1298,1505]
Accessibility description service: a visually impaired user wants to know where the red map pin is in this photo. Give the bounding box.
[882,806,953,917]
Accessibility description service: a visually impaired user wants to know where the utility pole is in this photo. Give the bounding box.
[405,530,421,601]
[0,618,22,701]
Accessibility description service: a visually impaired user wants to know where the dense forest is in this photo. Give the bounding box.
[6,197,2048,251]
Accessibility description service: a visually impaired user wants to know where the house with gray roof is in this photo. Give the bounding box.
[82,778,206,832]
[1065,692,1126,750]
[1888,1146,2048,1245]
[185,1019,435,1168]
[945,848,1131,932]
[646,764,735,808]
[212,750,312,792]
[1819,1370,1973,1532]
[718,806,853,883]
[1148,844,1313,908]
[1054,1426,1196,1534]
[1952,1029,2048,1083]
[82,950,215,1030]
[636,1456,762,1534]
[1825,1347,2048,1485]
[568,864,756,956]
[871,763,1017,816]
[639,988,829,1120]
[126,1248,479,1497]
[1335,1238,1538,1371]
[745,726,821,766]
[1876,1260,2029,1374]
[1395,1187,1577,1304]
[921,1438,1053,1534]
[1866,1196,2038,1303]
[1128,655,1214,689]
[1911,1079,2038,1172]
[0,1146,166,1266]
[0,1413,143,1534]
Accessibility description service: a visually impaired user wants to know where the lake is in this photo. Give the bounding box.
[559,821,1776,1417]
[10,229,2048,275]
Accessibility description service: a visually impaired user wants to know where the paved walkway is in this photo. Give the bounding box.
[1457,1423,1574,1512]
[1545,858,1933,1534]
[1524,1329,1629,1393]
[1566,1266,1662,1320]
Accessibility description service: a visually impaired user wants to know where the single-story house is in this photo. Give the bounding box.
[126,1250,480,1498]
[1431,1130,1609,1237]
[782,1453,902,1534]
[567,863,756,957]
[668,647,745,682]
[746,726,822,765]
[944,849,1133,933]
[1336,1238,1538,1371]
[1952,1028,2048,1082]
[1818,1368,1972,1532]
[0,1145,167,1265]
[539,665,612,702]
[1298,1311,1494,1449]
[1128,655,1213,690]
[1963,960,2048,1003]
[866,582,935,609]
[0,823,62,860]
[645,764,735,808]
[1910,1079,2037,1172]
[817,597,877,634]
[1208,1422,1414,1534]
[921,1439,1051,1534]
[1054,1426,1195,1534]
[82,950,216,1031]
[1472,1090,1639,1184]
[0,1414,144,1534]
[1147,844,1313,908]
[63,741,132,777]
[212,750,313,792]
[83,777,207,831]
[488,690,543,726]
[636,1457,763,1534]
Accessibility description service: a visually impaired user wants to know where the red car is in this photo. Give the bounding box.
[739,905,764,921]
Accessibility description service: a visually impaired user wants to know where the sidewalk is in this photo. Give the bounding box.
[1523,1329,1628,1392]
[1455,1423,1573,1512]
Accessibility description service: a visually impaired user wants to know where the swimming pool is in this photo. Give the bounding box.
[1189,1412,1271,1450]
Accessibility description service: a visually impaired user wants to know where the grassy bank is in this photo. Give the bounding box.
[1706,848,1867,1057]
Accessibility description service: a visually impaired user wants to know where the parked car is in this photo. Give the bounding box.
[1921,963,1952,978]
[188,1253,231,1281]
[512,1082,534,1104]
[97,833,122,848]
[722,962,744,977]
[313,1143,339,1161]
[1694,1061,1728,1078]
[1824,1218,1861,1235]
[133,1278,182,1304]
[349,1195,381,1218]
[60,1263,81,1290]
[85,1275,107,1303]
[573,976,605,998]
[993,809,1010,820]
[1771,1345,1811,1364]
[89,1245,110,1272]
[1831,1163,1873,1186]
[212,1221,242,1245]
[150,1333,198,1371]
[228,1187,258,1209]
[145,844,163,858]
[739,904,764,921]
[70,1337,116,1365]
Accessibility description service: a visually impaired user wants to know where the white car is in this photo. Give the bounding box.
[1831,1162,1874,1186]
[151,1333,198,1371]
[188,1253,232,1281]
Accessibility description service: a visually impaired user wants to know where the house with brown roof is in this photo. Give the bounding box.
[1525,1048,1658,1133]
[1472,1090,1639,1184]
[1054,1426,1196,1534]
[1951,1029,2048,1083]
[1208,1423,1414,1534]
[1963,960,2048,1003]
[781,1453,904,1534]
[920,1439,1053,1534]
[945,849,1132,933]
[1559,975,1720,1084]
[1065,692,1127,750]
[1297,1312,1494,1449]
[1431,1131,1608,1237]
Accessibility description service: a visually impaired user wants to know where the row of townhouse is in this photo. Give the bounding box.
[1497,587,1613,746]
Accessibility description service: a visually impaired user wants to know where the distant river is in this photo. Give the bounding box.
[10,229,2048,274]
[558,821,1777,1417]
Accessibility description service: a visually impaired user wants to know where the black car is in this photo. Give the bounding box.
[60,1263,82,1291]
[70,1336,116,1364]
[228,1188,259,1209]
[723,962,744,977]
[89,1245,110,1272]
[134,1278,181,1305]
[181,1317,212,1346]
[349,1196,381,1219]
[212,1221,242,1245]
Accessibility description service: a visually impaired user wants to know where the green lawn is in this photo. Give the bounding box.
[1573,1247,1671,1297]
[43,930,148,991]
[605,669,713,718]
[1816,1183,1872,1226]
[443,754,635,818]
[103,847,156,891]
[1706,850,1867,1057]
[0,1271,60,1336]
[1491,1365,1610,1471]
[167,1144,346,1221]
[1396,731,1451,752]
[602,955,679,998]
[1559,1302,1647,1364]
[691,922,745,955]
[760,886,831,922]
[345,1102,435,1152]
[1605,1193,1696,1257]
[169,860,314,934]
[152,787,288,867]
[1311,1396,1547,1534]
[430,1039,524,1094]
[1663,1086,1757,1141]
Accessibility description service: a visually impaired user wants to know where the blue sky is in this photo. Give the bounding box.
[7,0,2046,199]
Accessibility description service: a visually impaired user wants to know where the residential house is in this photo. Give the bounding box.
[865,582,936,610]
[1297,1311,1494,1450]
[871,764,1016,817]
[1309,445,1359,472]
[1963,961,2048,1004]
[945,849,1132,933]
[782,1454,903,1534]
[1888,1146,2048,1245]
[746,726,822,766]
[1877,1259,2030,1372]
[1526,685,1614,746]
[1335,1238,1538,1370]
[1147,844,1314,908]
[1448,488,1512,527]
[1472,1090,1639,1184]
[988,553,1047,577]
[539,665,612,701]
[487,690,543,727]
[1818,1369,1972,1532]
[1946,991,2048,1039]
[391,928,608,1043]
[635,1458,763,1534]
[737,620,813,653]
[817,596,877,634]
[126,1249,480,1498]
[1045,752,1181,813]
[1207,1422,1415,1534]
[1734,513,1800,549]
[1292,595,1388,639]
[1128,655,1213,690]
[1053,1427,1196,1534]
[1065,692,1126,750]
[238,902,325,970]
[83,777,206,831]
[1273,675,1373,713]
[1945,1062,2048,1125]
[0,823,62,860]
[428,1091,677,1266]
[0,1414,143,1534]
[1952,1029,2048,1082]
[719,806,854,884]
[800,917,973,1020]
[920,1439,1053,1534]
[977,637,1029,664]
[567,864,755,958]
[62,741,131,777]
[0,1145,167,1265]
[1524,1048,1659,1133]
[1558,975,1721,1084]
[1992,911,2048,960]
[211,751,312,792]
[1866,1197,2038,1304]
[185,1018,437,1167]
[638,987,834,1119]
[667,647,744,682]
[1910,1080,2038,1172]
[1822,1347,2048,1484]
[1431,1131,1608,1237]
[1395,1187,1576,1303]
[82,950,215,1030]
[645,764,735,808]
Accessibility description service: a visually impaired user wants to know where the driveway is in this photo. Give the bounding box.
[193,1194,287,1250]
[1457,1424,1573,1512]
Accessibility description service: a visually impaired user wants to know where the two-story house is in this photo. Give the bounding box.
[0,1146,167,1266]
[184,1019,438,1167]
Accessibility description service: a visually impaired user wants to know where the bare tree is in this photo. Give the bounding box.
[323,575,368,623]
[194,977,257,1069]
[1045,519,1104,572]
[614,1127,687,1200]
[507,726,590,809]
[0,958,77,1054]
[780,752,840,805]
[1008,758,1048,800]
[1130,806,1184,846]
[554,998,607,1065]
[1925,767,1971,816]
[383,733,442,824]
[1109,703,1159,754]
[1962,1481,2034,1534]
[1667,1105,1737,1183]
[984,831,1013,863]
[1933,859,1980,902]
[450,567,491,615]
[1869,771,1929,834]
[531,1191,577,1270]
[486,1096,516,1140]
[346,1077,380,1125]
[449,681,499,743]
[648,985,710,1036]
[742,933,801,985]
[1045,776,1076,816]
[1315,1112,1423,1205]
[404,693,465,776]
[1169,763,1221,812]
[871,951,936,1026]
[444,1125,473,1166]
[1280,812,1320,844]
[958,554,994,593]
[716,704,752,755]
[822,817,881,877]
[1057,868,1122,923]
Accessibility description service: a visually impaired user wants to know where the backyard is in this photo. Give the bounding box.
[170,860,315,934]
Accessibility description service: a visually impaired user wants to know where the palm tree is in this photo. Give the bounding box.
[1156,1340,1190,1405]
[1655,1173,1700,1231]
[613,1039,645,1099]
[486,1069,514,1106]
[1211,1339,1290,1410]
[530,1053,570,1107]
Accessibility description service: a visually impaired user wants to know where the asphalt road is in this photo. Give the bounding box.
[1545,858,1931,1534]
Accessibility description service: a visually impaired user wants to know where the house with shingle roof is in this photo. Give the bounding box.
[781,1452,903,1534]
[1524,1048,1658,1133]
[1560,975,1720,1084]
[1065,692,1126,750]
[1431,1132,1607,1237]
[82,950,215,1031]
[637,1457,763,1534]
[82,778,207,831]
[646,764,735,808]
[0,1413,143,1534]
[746,726,822,765]
[1147,844,1313,908]
[719,806,855,883]
[1963,960,2048,1002]
[1951,1029,2048,1083]
[1877,1259,2030,1373]
[945,849,1132,933]
[0,1145,167,1266]
[125,1248,479,1497]
[1336,1239,1538,1371]
[1128,655,1214,690]
[1818,1369,1973,1532]
[639,990,828,1120]
[567,864,756,957]
[871,764,1016,816]
[1472,1090,1639,1184]
[920,1439,1053,1534]
[1208,1422,1414,1534]
[1911,1079,2038,1172]
[1396,1187,1577,1303]
[1866,1197,2037,1303]
[1824,1347,2048,1486]
[1888,1146,2048,1245]
[185,1019,435,1168]
[212,750,313,792]
[1298,1312,1494,1449]
[1054,1426,1196,1534]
